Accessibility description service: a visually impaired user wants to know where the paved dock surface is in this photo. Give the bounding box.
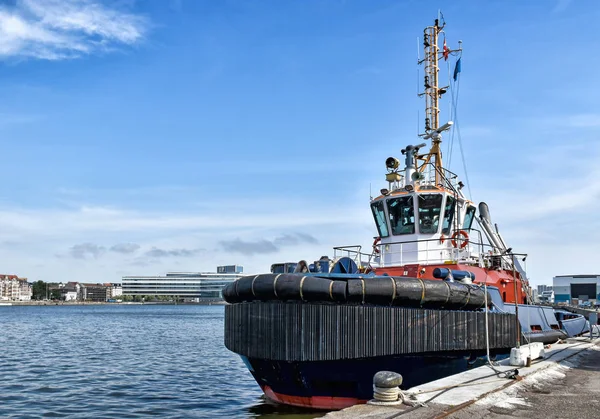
[324,338,600,419]
[448,344,600,419]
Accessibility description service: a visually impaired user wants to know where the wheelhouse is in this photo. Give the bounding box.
[370,187,477,266]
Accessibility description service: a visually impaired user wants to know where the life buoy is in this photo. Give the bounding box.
[372,237,381,254]
[451,230,469,249]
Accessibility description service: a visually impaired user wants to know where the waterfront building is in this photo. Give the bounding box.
[53,282,120,302]
[79,283,109,302]
[107,283,123,299]
[0,275,32,301]
[59,282,80,301]
[553,275,600,305]
[537,284,553,294]
[122,266,245,301]
[531,289,538,303]
[539,290,555,304]
[217,265,243,274]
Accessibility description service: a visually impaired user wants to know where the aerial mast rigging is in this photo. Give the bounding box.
[417,16,460,184]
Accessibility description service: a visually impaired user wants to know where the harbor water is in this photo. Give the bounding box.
[0,305,321,418]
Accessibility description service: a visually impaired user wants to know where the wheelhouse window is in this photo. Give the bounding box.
[442,196,456,234]
[370,200,389,237]
[418,194,442,234]
[387,196,415,235]
[463,206,476,230]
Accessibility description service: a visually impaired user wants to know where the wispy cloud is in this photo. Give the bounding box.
[0,204,361,241]
[532,113,600,130]
[124,246,203,267]
[68,242,105,259]
[0,113,41,126]
[64,242,200,261]
[110,243,140,254]
[274,233,319,246]
[565,114,600,128]
[474,143,600,222]
[220,233,320,256]
[0,0,148,60]
[220,239,278,255]
[144,247,201,258]
[552,0,573,13]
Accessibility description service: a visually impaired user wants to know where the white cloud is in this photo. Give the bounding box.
[465,141,600,286]
[0,0,148,60]
[0,203,366,242]
[0,198,374,282]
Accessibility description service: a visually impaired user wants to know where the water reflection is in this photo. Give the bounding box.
[246,396,325,418]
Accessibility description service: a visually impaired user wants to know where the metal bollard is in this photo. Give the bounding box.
[368,371,404,406]
[590,312,598,339]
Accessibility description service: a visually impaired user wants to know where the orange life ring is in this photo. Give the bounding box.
[451,230,469,249]
[372,237,381,254]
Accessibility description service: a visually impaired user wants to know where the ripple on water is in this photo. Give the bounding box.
[0,305,324,418]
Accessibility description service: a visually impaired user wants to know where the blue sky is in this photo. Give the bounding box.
[0,0,597,285]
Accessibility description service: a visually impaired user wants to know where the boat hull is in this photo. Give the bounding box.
[225,301,518,410]
[243,352,507,410]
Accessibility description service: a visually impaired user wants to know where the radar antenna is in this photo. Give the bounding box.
[417,16,461,184]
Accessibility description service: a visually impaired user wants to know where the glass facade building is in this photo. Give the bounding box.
[122,266,244,301]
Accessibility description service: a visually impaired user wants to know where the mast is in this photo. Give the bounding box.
[417,17,459,184]
[422,20,442,137]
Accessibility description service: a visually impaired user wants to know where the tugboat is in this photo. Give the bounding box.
[223,16,576,410]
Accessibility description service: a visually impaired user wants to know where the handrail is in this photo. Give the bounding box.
[333,227,524,273]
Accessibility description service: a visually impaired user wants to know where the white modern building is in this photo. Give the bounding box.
[122,265,245,301]
[553,275,600,304]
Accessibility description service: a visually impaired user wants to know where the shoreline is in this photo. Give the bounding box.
[0,301,227,306]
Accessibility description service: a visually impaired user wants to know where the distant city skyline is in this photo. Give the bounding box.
[0,0,598,285]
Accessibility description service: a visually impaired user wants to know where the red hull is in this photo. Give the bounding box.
[375,263,527,304]
[263,385,366,410]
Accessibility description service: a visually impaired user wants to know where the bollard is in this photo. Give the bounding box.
[368,371,404,406]
[590,312,598,339]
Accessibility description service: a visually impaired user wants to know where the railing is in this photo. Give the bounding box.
[415,163,462,192]
[333,228,521,271]
[332,245,374,269]
[377,238,476,267]
[420,163,452,189]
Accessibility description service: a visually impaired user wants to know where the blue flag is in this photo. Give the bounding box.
[453,58,462,81]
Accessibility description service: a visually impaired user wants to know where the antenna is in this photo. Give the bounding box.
[417,110,419,137]
[416,36,420,62]
[416,13,457,184]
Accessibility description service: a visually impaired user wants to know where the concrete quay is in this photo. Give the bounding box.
[324,337,600,419]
